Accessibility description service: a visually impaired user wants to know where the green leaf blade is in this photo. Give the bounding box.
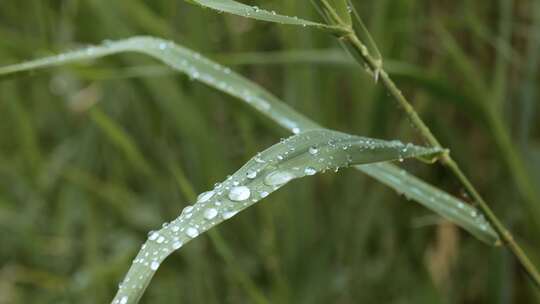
[184,0,347,34]
[361,163,499,245]
[111,129,443,303]
[0,37,498,246]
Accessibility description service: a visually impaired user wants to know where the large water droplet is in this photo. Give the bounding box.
[304,167,317,176]
[204,208,218,220]
[228,186,251,201]
[264,171,295,186]
[148,231,159,241]
[186,227,199,238]
[309,146,319,155]
[197,191,215,203]
[246,170,257,179]
[150,261,160,271]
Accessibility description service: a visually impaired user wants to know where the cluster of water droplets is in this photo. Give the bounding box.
[208,3,308,27]
[230,4,310,27]
[12,36,313,143]
[114,130,447,301]
[133,37,283,116]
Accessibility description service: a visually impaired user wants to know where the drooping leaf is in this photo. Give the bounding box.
[111,129,444,303]
[0,37,498,246]
[361,163,498,244]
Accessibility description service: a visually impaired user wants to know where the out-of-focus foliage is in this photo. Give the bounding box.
[0,1,539,303]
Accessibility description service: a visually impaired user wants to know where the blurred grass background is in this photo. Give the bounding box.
[1,0,540,303]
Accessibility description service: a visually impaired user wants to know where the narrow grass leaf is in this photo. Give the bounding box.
[111,129,443,303]
[183,0,347,34]
[361,163,499,244]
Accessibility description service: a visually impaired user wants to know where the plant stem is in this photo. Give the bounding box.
[319,1,540,288]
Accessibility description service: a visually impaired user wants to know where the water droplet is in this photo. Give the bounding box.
[183,205,194,214]
[172,240,183,250]
[259,191,269,198]
[309,146,319,155]
[255,153,266,163]
[292,127,300,134]
[229,186,251,201]
[264,171,295,186]
[204,208,218,220]
[156,236,165,244]
[197,191,215,203]
[150,261,160,271]
[223,210,238,219]
[304,167,317,176]
[186,227,199,238]
[119,296,128,304]
[148,232,159,241]
[246,170,257,179]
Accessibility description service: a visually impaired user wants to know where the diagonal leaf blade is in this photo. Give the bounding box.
[183,0,348,34]
[361,163,498,244]
[111,129,444,303]
[0,37,498,246]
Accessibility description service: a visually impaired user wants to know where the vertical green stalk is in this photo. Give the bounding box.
[315,0,540,288]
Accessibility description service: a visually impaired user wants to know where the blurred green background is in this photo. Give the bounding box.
[1,0,540,303]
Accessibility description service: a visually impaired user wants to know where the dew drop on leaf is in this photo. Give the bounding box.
[264,170,295,186]
[186,227,199,238]
[304,167,317,176]
[204,208,218,220]
[228,186,251,201]
[197,190,215,203]
[246,170,257,179]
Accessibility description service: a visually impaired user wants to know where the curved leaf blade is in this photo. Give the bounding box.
[0,37,498,246]
[111,129,443,303]
[361,163,498,244]
[184,0,347,34]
